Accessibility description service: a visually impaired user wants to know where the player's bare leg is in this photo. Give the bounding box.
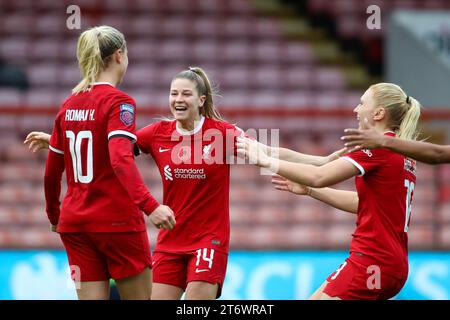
[319,292,341,300]
[151,283,184,300]
[308,280,328,300]
[76,281,110,300]
[115,267,152,300]
[308,280,341,300]
[185,281,218,300]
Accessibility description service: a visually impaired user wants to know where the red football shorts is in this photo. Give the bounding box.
[60,231,152,282]
[152,248,228,298]
[323,253,407,300]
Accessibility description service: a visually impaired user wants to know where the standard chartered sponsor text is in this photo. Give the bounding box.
[174,168,206,179]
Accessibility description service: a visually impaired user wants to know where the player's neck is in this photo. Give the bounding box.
[374,123,394,135]
[96,71,120,87]
[176,115,203,134]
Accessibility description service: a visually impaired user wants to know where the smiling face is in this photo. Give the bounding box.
[169,78,206,123]
[353,88,380,129]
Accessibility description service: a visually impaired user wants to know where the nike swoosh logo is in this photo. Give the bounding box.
[195,269,210,273]
[159,147,171,152]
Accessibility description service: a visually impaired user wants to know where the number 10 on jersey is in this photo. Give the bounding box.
[66,130,93,183]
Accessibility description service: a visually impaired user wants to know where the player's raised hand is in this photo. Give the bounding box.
[271,174,310,195]
[24,131,51,153]
[341,118,384,152]
[236,137,271,167]
[148,205,176,230]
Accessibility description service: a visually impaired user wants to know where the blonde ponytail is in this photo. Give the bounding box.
[72,26,126,94]
[398,96,421,140]
[173,66,224,121]
[370,83,421,141]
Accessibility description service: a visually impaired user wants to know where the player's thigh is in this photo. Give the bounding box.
[319,290,342,300]
[152,283,184,300]
[151,251,187,300]
[185,281,218,300]
[76,281,110,300]
[115,267,152,300]
[309,280,329,300]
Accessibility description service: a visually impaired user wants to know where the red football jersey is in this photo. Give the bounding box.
[48,83,146,233]
[342,132,417,279]
[137,116,244,254]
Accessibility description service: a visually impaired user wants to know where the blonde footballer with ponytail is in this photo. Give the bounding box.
[73,25,127,94]
[369,83,421,141]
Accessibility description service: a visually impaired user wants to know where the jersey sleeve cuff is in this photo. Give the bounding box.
[108,130,137,143]
[49,145,64,155]
[341,156,365,176]
[142,196,160,216]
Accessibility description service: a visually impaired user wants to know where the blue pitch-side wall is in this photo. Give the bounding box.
[0,250,449,300]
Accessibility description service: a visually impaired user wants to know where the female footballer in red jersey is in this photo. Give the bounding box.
[25,66,345,300]
[35,26,175,300]
[238,83,422,300]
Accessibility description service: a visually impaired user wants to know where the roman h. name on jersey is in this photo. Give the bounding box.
[404,158,417,176]
[65,109,96,121]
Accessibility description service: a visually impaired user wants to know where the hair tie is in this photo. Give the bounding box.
[406,96,411,104]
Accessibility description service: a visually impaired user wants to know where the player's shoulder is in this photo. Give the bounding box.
[206,118,238,132]
[138,119,175,137]
[101,85,136,106]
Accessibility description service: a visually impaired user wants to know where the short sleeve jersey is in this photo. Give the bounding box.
[136,116,245,254]
[342,132,417,279]
[49,83,145,233]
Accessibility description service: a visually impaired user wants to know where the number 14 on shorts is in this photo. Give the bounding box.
[195,248,215,273]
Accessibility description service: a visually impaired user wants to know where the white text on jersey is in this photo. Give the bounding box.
[65,109,95,122]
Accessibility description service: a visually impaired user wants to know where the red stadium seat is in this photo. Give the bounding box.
[124,64,158,88]
[191,40,220,62]
[323,224,354,249]
[313,67,346,89]
[285,67,313,90]
[289,203,328,223]
[0,37,29,64]
[439,224,450,249]
[24,89,61,107]
[27,64,59,87]
[438,203,450,223]
[0,14,35,36]
[410,203,435,223]
[252,66,282,89]
[408,224,435,249]
[0,89,23,107]
[127,41,159,63]
[282,42,315,64]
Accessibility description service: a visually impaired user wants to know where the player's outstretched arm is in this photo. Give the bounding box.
[271,174,358,214]
[24,131,51,152]
[265,145,347,166]
[237,137,359,188]
[341,119,450,165]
